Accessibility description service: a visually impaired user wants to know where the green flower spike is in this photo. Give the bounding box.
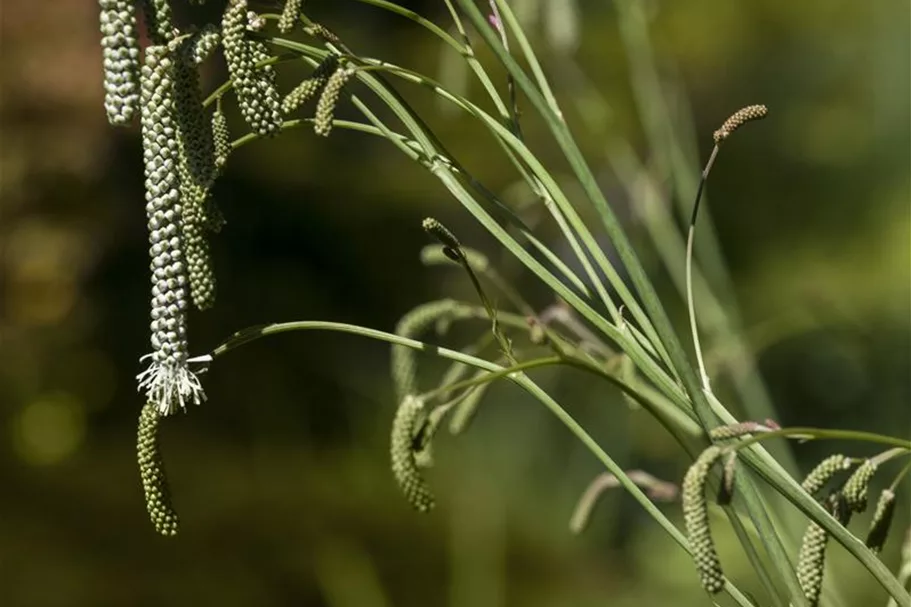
[866,489,897,552]
[390,395,435,513]
[282,56,338,115]
[708,420,777,440]
[304,23,341,44]
[190,24,221,65]
[682,446,725,594]
[278,0,303,34]
[212,104,230,171]
[796,493,843,606]
[137,402,179,536]
[801,454,850,497]
[842,459,878,513]
[421,217,463,261]
[314,63,357,137]
[99,0,141,126]
[391,299,460,400]
[222,0,282,136]
[172,39,219,311]
[713,104,768,143]
[136,45,206,416]
[141,0,176,45]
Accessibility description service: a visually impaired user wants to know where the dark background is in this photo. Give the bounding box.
[1,1,908,605]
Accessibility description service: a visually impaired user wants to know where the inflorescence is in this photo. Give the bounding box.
[95,0,355,534]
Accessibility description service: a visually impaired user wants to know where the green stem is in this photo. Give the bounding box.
[728,429,911,452]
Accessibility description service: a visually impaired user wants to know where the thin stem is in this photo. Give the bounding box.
[487,0,522,138]
[728,428,911,452]
[686,227,710,392]
[888,459,911,492]
[420,356,561,401]
[686,144,720,393]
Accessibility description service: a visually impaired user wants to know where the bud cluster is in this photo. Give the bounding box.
[99,0,141,126]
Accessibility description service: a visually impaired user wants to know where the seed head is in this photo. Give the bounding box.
[172,39,216,191]
[171,39,219,311]
[797,520,829,606]
[304,23,341,44]
[801,454,851,497]
[281,56,338,115]
[865,489,897,552]
[190,24,222,65]
[842,459,878,512]
[211,105,231,171]
[278,0,303,34]
[137,402,179,536]
[709,421,777,440]
[99,0,141,126]
[314,63,356,137]
[391,300,460,400]
[137,45,206,415]
[390,396,435,512]
[682,446,725,594]
[796,492,844,606]
[422,218,463,261]
[713,104,768,143]
[141,0,177,45]
[222,0,282,136]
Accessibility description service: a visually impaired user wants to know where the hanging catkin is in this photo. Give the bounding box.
[136,44,206,415]
[99,0,141,126]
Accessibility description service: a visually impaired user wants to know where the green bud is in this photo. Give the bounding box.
[865,489,896,552]
[141,0,176,45]
[278,0,303,34]
[313,64,356,137]
[801,454,850,497]
[842,459,878,513]
[390,396,435,512]
[391,300,461,400]
[282,56,338,115]
[137,402,179,536]
[99,0,141,126]
[682,446,725,594]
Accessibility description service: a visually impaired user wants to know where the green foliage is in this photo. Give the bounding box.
[91,1,910,604]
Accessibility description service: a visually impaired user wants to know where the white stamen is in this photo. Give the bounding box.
[137,357,206,416]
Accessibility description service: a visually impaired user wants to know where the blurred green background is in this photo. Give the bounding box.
[1,1,908,606]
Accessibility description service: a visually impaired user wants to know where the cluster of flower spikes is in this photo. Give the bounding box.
[281,55,338,115]
[795,455,885,606]
[99,0,141,126]
[222,0,283,136]
[136,43,205,417]
[794,455,851,605]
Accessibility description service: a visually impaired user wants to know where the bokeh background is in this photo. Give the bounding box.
[1,1,908,606]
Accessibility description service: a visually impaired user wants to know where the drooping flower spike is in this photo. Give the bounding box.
[99,0,141,126]
[135,44,206,416]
